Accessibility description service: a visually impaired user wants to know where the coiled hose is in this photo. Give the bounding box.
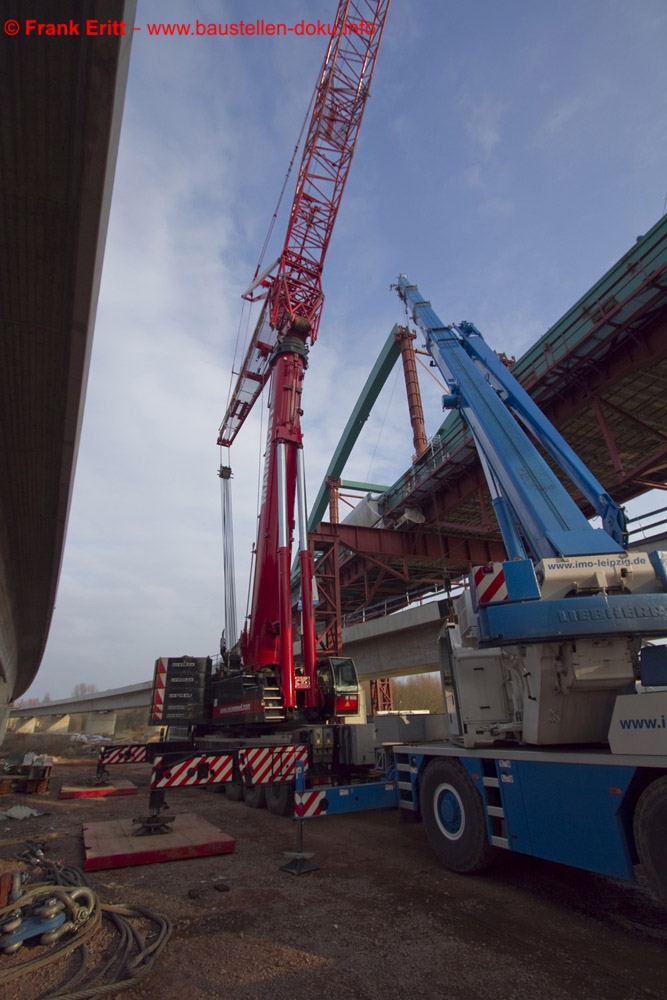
[0,843,172,999]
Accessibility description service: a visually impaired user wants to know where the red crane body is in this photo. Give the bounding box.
[218,0,390,716]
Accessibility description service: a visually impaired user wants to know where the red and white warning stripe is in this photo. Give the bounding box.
[472,563,508,604]
[294,790,326,818]
[151,659,168,722]
[98,744,147,766]
[150,754,234,789]
[238,745,308,784]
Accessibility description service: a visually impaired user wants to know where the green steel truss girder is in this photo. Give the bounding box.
[307,326,402,531]
[340,480,389,493]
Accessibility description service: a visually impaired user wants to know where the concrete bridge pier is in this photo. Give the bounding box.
[16,716,38,734]
[46,715,71,734]
[0,681,10,742]
[84,712,117,737]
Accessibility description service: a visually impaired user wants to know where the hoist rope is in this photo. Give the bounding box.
[219,464,238,645]
[220,83,317,642]
[254,86,316,280]
[365,365,402,483]
[223,297,253,425]
[416,352,448,390]
[224,66,317,426]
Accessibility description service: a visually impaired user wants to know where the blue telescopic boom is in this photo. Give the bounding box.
[395,275,627,561]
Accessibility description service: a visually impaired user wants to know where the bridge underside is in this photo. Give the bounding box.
[312,215,667,627]
[0,0,135,720]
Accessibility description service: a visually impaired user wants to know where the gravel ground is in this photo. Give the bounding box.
[1,754,666,1000]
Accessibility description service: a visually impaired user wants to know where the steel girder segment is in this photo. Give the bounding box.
[308,326,402,531]
[311,521,505,619]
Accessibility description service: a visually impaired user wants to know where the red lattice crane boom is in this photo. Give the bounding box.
[218,1,390,716]
[219,0,390,449]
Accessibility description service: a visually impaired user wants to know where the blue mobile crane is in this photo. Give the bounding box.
[381,276,667,902]
[257,275,667,897]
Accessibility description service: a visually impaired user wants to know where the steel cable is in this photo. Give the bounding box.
[0,846,172,999]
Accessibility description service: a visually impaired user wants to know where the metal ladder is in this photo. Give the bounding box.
[262,685,286,721]
[482,764,510,850]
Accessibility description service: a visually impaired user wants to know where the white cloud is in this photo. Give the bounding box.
[542,95,585,136]
[459,93,508,158]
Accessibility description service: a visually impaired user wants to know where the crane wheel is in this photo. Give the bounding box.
[419,759,497,874]
[243,783,267,809]
[265,782,294,817]
[634,776,667,906]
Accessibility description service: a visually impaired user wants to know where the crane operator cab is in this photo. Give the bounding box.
[317,657,361,718]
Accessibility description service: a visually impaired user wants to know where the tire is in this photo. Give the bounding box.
[634,776,667,906]
[419,759,497,873]
[243,783,266,809]
[265,782,294,817]
[225,779,244,802]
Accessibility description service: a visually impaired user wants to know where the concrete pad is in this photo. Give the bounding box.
[59,779,138,799]
[82,814,236,871]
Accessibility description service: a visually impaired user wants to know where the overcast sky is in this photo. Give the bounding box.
[28,0,667,700]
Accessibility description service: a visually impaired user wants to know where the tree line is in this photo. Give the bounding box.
[12,683,98,708]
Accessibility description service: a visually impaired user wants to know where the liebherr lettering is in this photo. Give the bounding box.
[558,605,666,623]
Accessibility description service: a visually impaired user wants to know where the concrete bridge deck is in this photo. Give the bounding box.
[10,601,449,730]
[0,0,136,739]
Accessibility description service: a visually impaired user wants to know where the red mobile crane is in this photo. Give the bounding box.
[101,2,391,822]
[213,0,391,727]
[98,0,390,820]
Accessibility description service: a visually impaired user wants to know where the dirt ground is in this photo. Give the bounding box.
[1,740,666,1000]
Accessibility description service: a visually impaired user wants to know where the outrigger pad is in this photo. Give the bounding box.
[82,814,236,871]
[59,780,138,799]
[132,813,176,836]
[280,851,319,876]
